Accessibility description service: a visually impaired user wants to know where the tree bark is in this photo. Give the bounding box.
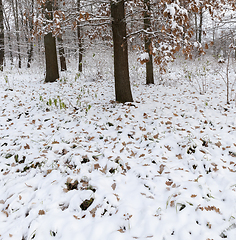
[198,4,203,43]
[144,0,154,84]
[57,34,67,71]
[0,0,4,71]
[77,0,83,72]
[12,0,21,68]
[55,0,67,71]
[3,7,13,65]
[194,13,198,42]
[44,0,59,82]
[111,0,133,103]
[27,0,34,68]
[27,40,34,68]
[44,32,59,82]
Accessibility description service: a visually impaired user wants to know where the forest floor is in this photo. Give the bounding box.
[0,55,236,240]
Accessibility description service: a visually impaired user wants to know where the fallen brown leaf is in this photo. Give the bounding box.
[38,210,45,215]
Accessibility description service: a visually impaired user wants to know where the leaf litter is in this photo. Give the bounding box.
[0,60,236,240]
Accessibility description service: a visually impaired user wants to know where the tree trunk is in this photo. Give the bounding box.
[12,0,21,68]
[110,0,133,103]
[55,0,66,71]
[144,0,154,84]
[27,41,33,68]
[0,0,4,71]
[3,7,13,65]
[77,0,83,72]
[57,34,67,71]
[44,33,59,82]
[27,0,34,68]
[194,13,198,42]
[44,0,59,82]
[198,4,203,43]
[8,33,13,65]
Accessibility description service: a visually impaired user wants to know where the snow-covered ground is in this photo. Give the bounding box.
[0,55,236,240]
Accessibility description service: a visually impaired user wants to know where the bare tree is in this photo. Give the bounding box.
[26,0,35,68]
[77,0,83,72]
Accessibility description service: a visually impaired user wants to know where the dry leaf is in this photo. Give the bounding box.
[191,194,197,198]
[125,163,131,170]
[176,154,182,159]
[94,163,100,170]
[200,149,207,154]
[38,210,45,215]
[158,164,165,174]
[139,154,145,158]
[111,183,116,190]
[114,194,120,201]
[100,165,107,174]
[164,145,171,151]
[1,210,8,217]
[90,205,100,218]
[62,149,68,155]
[24,144,30,149]
[215,141,222,148]
[3,171,10,175]
[88,136,95,141]
[206,222,211,229]
[19,195,22,200]
[153,133,159,139]
[165,181,173,186]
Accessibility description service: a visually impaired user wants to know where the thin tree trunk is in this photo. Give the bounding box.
[3,7,13,65]
[44,0,59,82]
[198,4,203,43]
[12,0,21,68]
[144,0,154,84]
[57,34,67,71]
[8,34,13,65]
[111,0,133,103]
[55,0,67,71]
[0,0,4,70]
[194,13,198,42]
[77,0,83,72]
[27,41,33,68]
[27,0,34,68]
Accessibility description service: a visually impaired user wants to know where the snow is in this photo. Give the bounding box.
[0,56,236,240]
[139,52,149,61]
